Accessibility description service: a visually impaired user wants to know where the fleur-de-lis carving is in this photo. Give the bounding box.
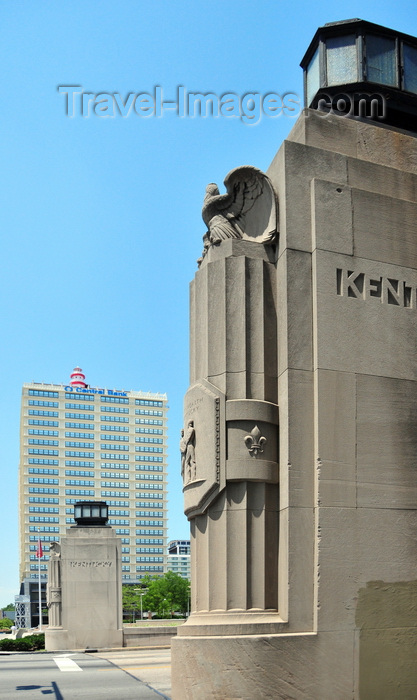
[244,425,267,456]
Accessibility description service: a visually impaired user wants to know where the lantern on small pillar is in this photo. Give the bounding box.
[73,501,109,527]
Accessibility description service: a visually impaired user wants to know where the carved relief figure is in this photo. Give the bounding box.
[199,165,278,263]
[181,420,196,484]
[47,541,62,628]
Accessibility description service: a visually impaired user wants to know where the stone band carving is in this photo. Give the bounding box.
[182,380,226,518]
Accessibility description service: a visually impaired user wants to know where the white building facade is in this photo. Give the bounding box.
[19,368,168,594]
[167,540,190,580]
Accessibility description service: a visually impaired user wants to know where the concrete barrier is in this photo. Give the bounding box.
[123,626,178,647]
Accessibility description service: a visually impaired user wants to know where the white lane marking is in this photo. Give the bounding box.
[53,657,83,672]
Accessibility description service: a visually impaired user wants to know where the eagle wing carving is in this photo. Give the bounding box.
[201,166,278,254]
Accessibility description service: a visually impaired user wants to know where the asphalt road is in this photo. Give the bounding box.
[0,648,171,700]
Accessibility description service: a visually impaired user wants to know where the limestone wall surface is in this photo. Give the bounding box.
[172,110,417,699]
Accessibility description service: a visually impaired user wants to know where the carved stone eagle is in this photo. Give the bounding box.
[200,165,278,261]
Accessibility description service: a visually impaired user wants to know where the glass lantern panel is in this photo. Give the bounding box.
[74,506,81,519]
[91,505,100,517]
[403,44,417,94]
[84,505,91,517]
[326,35,357,86]
[101,506,108,518]
[306,47,320,105]
[366,35,397,86]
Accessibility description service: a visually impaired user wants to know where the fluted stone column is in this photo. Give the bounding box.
[179,235,282,635]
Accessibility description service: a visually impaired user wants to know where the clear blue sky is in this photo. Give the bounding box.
[1,0,415,607]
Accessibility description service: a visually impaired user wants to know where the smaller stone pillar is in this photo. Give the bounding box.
[45,503,123,651]
[176,166,280,637]
[46,542,62,628]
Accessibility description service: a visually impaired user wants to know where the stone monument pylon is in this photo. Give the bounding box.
[45,501,123,651]
[178,166,281,632]
[172,19,417,699]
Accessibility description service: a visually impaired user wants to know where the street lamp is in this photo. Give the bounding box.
[134,588,148,621]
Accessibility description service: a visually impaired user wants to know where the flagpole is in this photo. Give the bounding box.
[38,528,42,632]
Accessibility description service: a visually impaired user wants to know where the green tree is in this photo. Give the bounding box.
[122,585,142,621]
[3,603,15,611]
[142,572,190,617]
[122,573,190,620]
[122,581,153,621]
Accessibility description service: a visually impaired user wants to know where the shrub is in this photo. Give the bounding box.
[0,633,44,651]
[0,618,13,629]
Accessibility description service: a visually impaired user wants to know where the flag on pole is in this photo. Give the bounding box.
[36,538,43,559]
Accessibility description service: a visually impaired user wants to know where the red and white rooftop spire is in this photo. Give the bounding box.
[70,367,87,388]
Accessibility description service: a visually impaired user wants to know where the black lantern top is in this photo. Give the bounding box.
[300,19,417,131]
[73,501,109,527]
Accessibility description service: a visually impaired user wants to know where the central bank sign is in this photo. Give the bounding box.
[64,386,128,397]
